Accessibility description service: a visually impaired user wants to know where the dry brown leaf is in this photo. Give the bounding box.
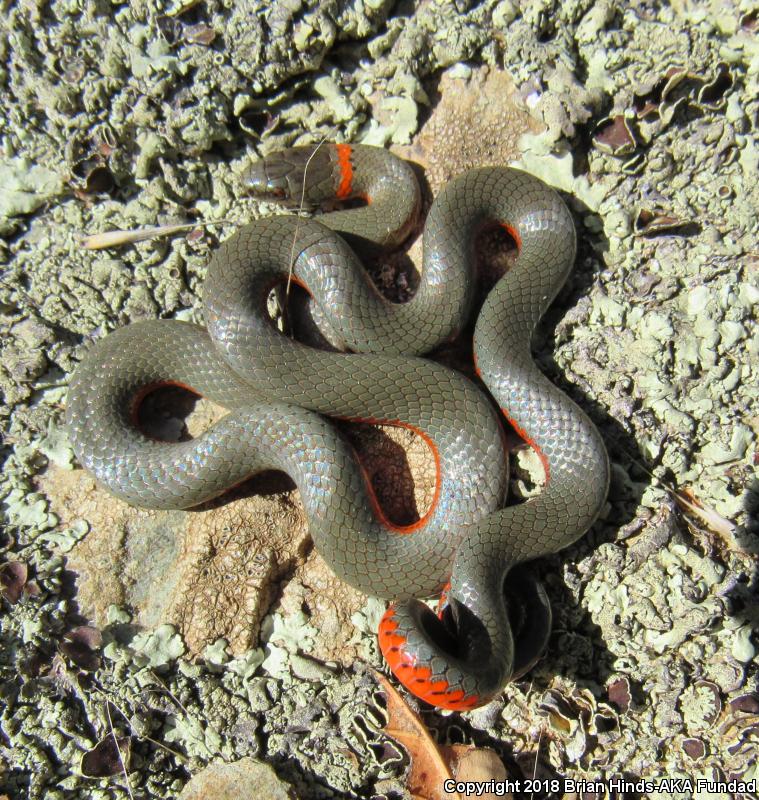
[373,670,460,800]
[80,733,131,778]
[604,444,740,547]
[674,487,737,542]
[440,745,512,800]
[0,560,28,603]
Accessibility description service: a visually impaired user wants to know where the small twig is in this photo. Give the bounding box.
[284,129,338,301]
[147,670,191,717]
[95,686,188,763]
[529,726,543,800]
[80,219,236,250]
[103,698,135,800]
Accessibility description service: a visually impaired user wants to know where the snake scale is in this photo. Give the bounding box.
[66,143,609,709]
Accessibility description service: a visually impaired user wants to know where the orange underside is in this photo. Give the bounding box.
[335,143,354,199]
[499,221,522,250]
[378,608,483,710]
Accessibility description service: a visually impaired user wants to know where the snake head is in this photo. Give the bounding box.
[241,149,320,208]
[242,146,337,209]
[241,158,295,203]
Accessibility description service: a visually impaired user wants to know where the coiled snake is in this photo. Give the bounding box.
[66,144,609,709]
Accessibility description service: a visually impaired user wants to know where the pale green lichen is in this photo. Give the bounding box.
[727,624,756,664]
[126,25,184,79]
[3,487,59,530]
[164,712,224,760]
[257,610,319,679]
[348,597,387,659]
[128,624,187,669]
[0,158,63,235]
[312,74,354,122]
[262,610,317,653]
[350,597,386,635]
[515,132,609,211]
[37,519,89,553]
[202,638,232,667]
[36,419,77,470]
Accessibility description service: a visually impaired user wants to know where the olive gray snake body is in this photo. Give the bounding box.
[66,144,609,708]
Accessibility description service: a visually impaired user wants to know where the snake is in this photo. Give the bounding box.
[66,143,609,710]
